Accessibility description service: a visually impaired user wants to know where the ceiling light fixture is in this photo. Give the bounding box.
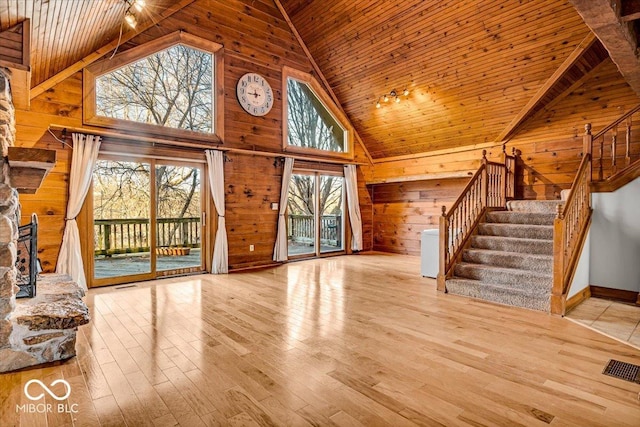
[124,11,137,28]
[123,0,145,29]
[376,88,410,108]
[133,0,146,12]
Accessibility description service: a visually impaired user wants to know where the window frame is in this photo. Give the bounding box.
[83,31,224,144]
[282,66,354,160]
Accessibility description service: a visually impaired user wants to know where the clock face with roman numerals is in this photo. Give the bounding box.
[236,73,274,116]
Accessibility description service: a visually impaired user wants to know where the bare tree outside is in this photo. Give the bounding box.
[90,45,210,277]
[286,78,345,217]
[96,44,213,133]
[285,78,345,254]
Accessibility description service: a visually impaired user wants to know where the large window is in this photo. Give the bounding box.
[84,32,223,142]
[283,67,353,159]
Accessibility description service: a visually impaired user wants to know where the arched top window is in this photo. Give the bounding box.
[84,32,224,143]
[283,67,353,160]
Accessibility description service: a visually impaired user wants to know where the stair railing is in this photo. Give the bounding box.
[551,125,593,315]
[438,147,516,291]
[590,103,640,183]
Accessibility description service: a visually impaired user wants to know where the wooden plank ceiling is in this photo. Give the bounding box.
[279,0,596,158]
[0,1,614,160]
[0,0,178,87]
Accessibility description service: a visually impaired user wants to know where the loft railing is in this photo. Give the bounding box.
[437,147,516,291]
[590,103,640,183]
[551,125,593,315]
[288,214,342,246]
[94,217,201,256]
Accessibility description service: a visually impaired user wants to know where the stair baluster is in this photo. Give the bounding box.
[590,103,640,185]
[438,148,517,291]
[551,124,593,315]
[625,117,631,168]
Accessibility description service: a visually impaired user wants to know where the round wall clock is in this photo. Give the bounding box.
[236,73,274,116]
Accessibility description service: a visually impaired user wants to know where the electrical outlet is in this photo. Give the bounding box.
[249,245,255,252]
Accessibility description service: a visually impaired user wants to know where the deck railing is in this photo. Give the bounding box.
[438,148,516,291]
[94,217,201,256]
[288,214,342,246]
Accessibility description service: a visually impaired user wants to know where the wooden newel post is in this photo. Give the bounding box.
[437,205,447,292]
[583,123,592,182]
[551,203,565,315]
[481,150,488,207]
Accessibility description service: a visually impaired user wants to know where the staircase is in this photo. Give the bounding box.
[439,107,640,315]
[445,200,560,312]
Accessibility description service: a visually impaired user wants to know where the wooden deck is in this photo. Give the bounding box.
[94,250,203,279]
[1,253,639,426]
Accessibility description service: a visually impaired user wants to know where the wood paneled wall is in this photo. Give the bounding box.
[13,0,373,274]
[10,3,640,267]
[369,178,468,255]
[361,59,640,254]
[508,59,640,199]
[15,73,81,272]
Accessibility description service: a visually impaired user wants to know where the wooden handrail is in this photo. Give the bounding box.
[590,103,640,183]
[561,153,591,218]
[438,148,516,291]
[592,103,640,139]
[551,148,592,315]
[444,164,486,218]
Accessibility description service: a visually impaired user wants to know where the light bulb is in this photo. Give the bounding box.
[125,11,137,28]
[133,0,145,12]
[395,96,400,103]
[376,101,381,108]
[383,94,389,102]
[403,88,409,96]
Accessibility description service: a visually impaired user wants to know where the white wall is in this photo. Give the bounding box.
[567,229,591,298]
[589,177,640,292]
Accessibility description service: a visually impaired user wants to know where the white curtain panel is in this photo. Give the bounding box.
[56,133,102,290]
[205,150,228,274]
[273,157,294,261]
[344,164,363,251]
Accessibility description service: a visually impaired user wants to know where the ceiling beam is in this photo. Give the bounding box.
[569,0,640,97]
[30,0,196,100]
[273,0,374,165]
[495,32,597,142]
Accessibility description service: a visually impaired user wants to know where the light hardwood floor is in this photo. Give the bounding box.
[1,253,640,426]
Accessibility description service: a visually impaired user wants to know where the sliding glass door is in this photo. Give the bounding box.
[287,171,344,259]
[91,157,204,286]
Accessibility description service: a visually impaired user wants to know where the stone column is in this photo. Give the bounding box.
[0,68,19,350]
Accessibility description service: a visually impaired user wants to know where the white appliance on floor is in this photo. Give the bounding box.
[421,229,439,278]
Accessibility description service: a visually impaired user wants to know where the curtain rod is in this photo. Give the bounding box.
[48,124,367,166]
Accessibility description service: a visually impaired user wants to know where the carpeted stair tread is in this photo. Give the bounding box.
[478,223,553,240]
[463,249,552,272]
[454,262,551,288]
[506,199,564,214]
[445,278,551,311]
[471,235,553,255]
[486,211,556,225]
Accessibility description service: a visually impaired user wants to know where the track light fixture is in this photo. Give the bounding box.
[123,0,145,29]
[376,88,410,109]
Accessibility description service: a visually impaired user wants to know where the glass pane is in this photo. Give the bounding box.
[96,44,213,133]
[93,160,151,278]
[156,165,202,272]
[319,175,344,253]
[287,78,346,152]
[288,174,315,256]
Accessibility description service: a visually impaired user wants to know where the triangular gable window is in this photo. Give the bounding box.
[283,67,353,159]
[84,32,223,143]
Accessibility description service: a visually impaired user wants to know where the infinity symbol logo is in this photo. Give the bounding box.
[24,379,72,401]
